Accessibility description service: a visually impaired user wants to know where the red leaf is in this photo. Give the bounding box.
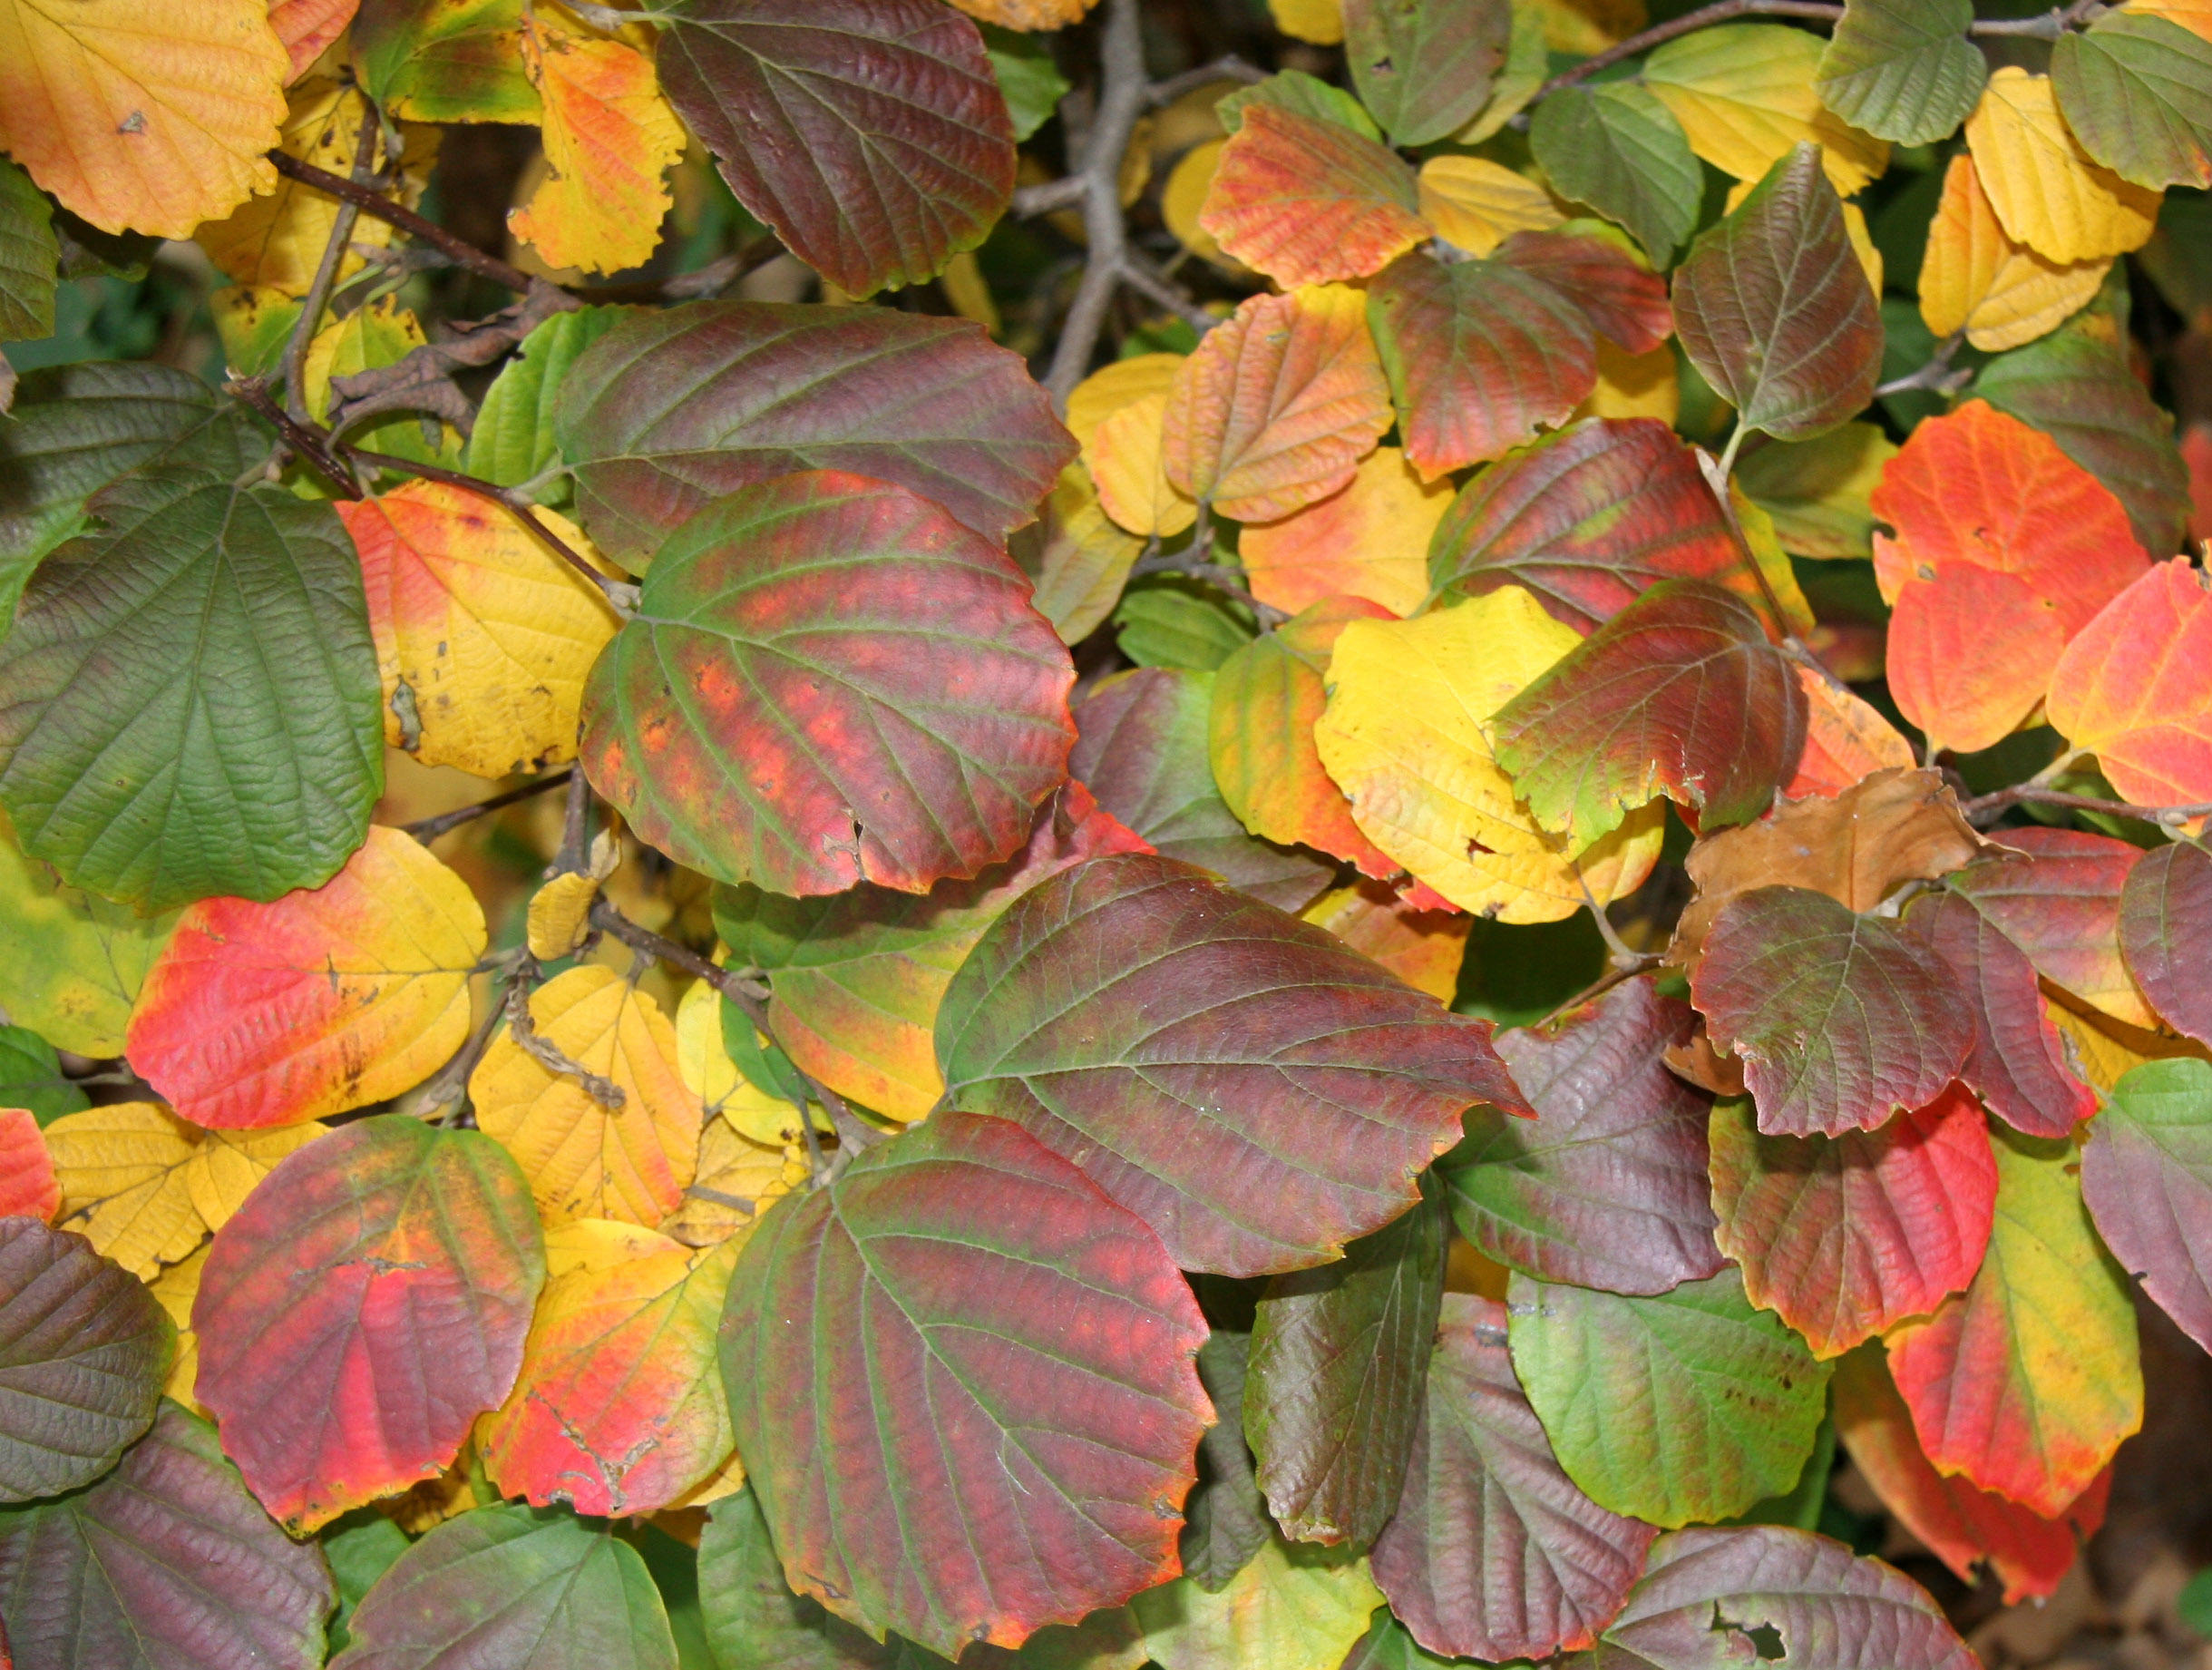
[1692,886,1973,1137]
[1197,103,1428,288]
[191,1114,546,1531]
[2118,839,2212,1044]
[1947,827,2151,1028]
[2047,558,2212,809]
[656,0,1014,297]
[0,1108,55,1221]
[721,1109,1212,1658]
[581,471,1076,897]
[1370,1294,1657,1661]
[1369,249,1596,479]
[1494,225,1673,353]
[1710,1086,1997,1357]
[1428,418,1744,632]
[936,852,1532,1275]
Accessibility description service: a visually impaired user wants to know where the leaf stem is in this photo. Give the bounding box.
[403,769,576,844]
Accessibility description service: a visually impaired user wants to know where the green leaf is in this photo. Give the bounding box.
[1219,71,1386,142]
[1344,0,1511,147]
[1245,1184,1447,1548]
[2052,13,2212,191]
[1340,1607,1474,1669]
[353,0,541,121]
[321,1511,410,1659]
[1460,0,1548,144]
[330,1503,677,1670]
[1529,83,1701,267]
[0,825,177,1058]
[0,1403,336,1670]
[1112,575,1257,670]
[2080,1057,2212,1357]
[0,1022,86,1124]
[983,24,1070,142]
[1184,1331,1270,1593]
[1671,143,1883,442]
[0,461,383,910]
[464,306,632,499]
[1815,0,1985,147]
[1130,1535,1384,1670]
[0,158,57,343]
[1506,1266,1833,1528]
[1733,423,1896,560]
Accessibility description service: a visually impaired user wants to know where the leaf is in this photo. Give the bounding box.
[0,1216,170,1501]
[2120,841,2212,1044]
[0,1106,55,1216]
[1088,391,1197,539]
[1815,0,1985,146]
[1690,886,1972,1138]
[1493,222,1673,354]
[1947,827,2153,1029]
[2080,1057,2212,1354]
[1073,667,1334,913]
[0,826,176,1058]
[1643,24,1889,193]
[0,0,287,237]
[1427,417,1745,632]
[329,1501,677,1670]
[1832,1345,2108,1605]
[1372,1293,1657,1660]
[1340,1607,1467,1670]
[1904,890,2098,1138]
[1886,1128,2141,1518]
[352,0,538,121]
[1783,671,1915,800]
[1418,156,1565,258]
[1131,1536,1384,1670]
[509,12,684,277]
[122,825,484,1130]
[182,1123,330,1232]
[2048,558,2212,808]
[982,23,1070,139]
[44,1103,206,1280]
[1197,103,1428,289]
[1023,466,1145,644]
[1871,398,2147,753]
[1345,0,1510,145]
[1737,424,1896,561]
[1506,1268,1831,1528]
[302,296,462,467]
[2052,12,2212,190]
[1314,587,1668,923]
[1492,579,1808,845]
[482,1235,738,1517]
[582,471,1074,896]
[192,1113,546,1531]
[1367,249,1596,480]
[1221,68,1384,142]
[268,0,358,80]
[711,783,1146,1123]
[1709,1086,1996,1357]
[555,300,1072,565]
[1241,447,1450,618]
[0,461,382,912]
[657,0,1013,296]
[1183,1331,1269,1591]
[1583,1524,1975,1670]
[0,1404,335,1670]
[1920,152,2110,356]
[1975,328,2194,558]
[471,965,701,1226]
[1115,578,1257,671]
[464,306,630,494]
[1209,598,1402,878]
[721,1109,1212,1657]
[1439,976,1724,1296]
[1302,880,1471,1003]
[0,158,56,342]
[1529,83,1701,267]
[936,852,1531,1275]
[2046,988,2212,1099]
[1245,1185,1447,1548]
[1163,285,1393,522]
[1964,68,2159,264]
[1671,144,1882,443]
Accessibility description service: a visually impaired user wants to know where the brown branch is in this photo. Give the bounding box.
[229,376,360,495]
[1961,786,2212,828]
[268,149,544,295]
[1045,0,1149,406]
[281,105,383,418]
[403,768,575,843]
[1119,252,1217,336]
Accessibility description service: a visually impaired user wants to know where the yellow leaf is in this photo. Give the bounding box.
[1087,390,1198,538]
[1724,175,1883,293]
[1067,354,1185,454]
[1162,139,1244,274]
[1576,338,1681,424]
[1964,68,2160,263]
[939,250,1001,337]
[2046,989,2211,1097]
[1643,24,1888,195]
[183,1122,328,1231]
[304,297,461,465]
[659,1116,804,1249]
[526,832,621,962]
[1269,0,1343,44]
[1313,588,1665,922]
[0,822,175,1059]
[2129,0,2212,41]
[1533,0,1645,53]
[947,0,1096,29]
[195,80,436,295]
[1302,878,1470,1003]
[338,480,619,778]
[1919,151,2111,351]
[673,976,739,1110]
[0,0,288,236]
[44,1102,205,1279]
[665,1441,746,1509]
[541,1216,679,1280]
[1417,156,1564,257]
[471,964,702,1226]
[1028,465,1146,646]
[507,11,683,277]
[148,1242,209,1415]
[1240,446,1450,619]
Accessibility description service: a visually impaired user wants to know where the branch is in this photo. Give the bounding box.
[402,768,575,843]
[1961,785,2212,828]
[1146,55,1266,107]
[229,376,360,496]
[1120,251,1217,336]
[268,149,545,295]
[280,105,382,418]
[1872,332,1968,399]
[1045,0,1149,407]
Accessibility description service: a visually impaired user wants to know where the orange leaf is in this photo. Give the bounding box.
[267,0,358,81]
[1240,445,1451,618]
[1784,667,1915,798]
[1161,284,1392,522]
[1196,103,1428,288]
[1302,877,1470,1002]
[125,826,487,1130]
[0,1107,58,1220]
[2047,559,2212,808]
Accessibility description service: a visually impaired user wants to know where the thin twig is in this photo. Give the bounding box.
[416,991,512,1124]
[506,965,626,1108]
[281,105,381,418]
[403,768,575,843]
[1961,786,2212,828]
[1533,957,1661,1031]
[325,279,578,440]
[1145,55,1266,107]
[268,149,544,294]
[554,764,591,874]
[1872,332,1968,399]
[229,376,359,495]
[1012,176,1089,218]
[1045,0,1149,407]
[1119,253,1217,335]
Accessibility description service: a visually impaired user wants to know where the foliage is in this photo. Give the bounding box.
[1,0,2211,1666]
